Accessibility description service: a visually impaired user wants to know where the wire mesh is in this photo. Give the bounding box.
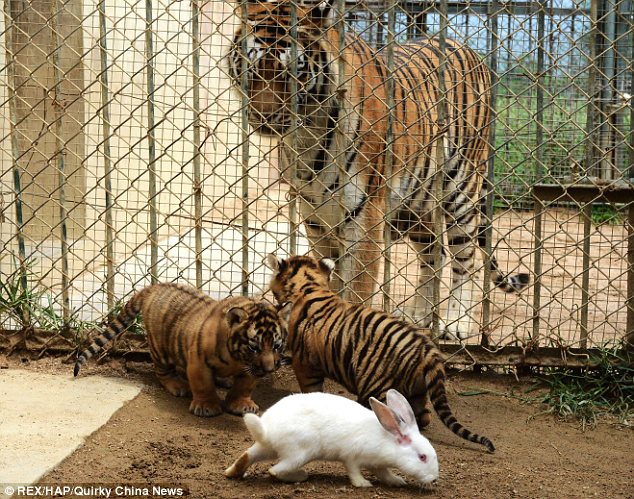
[0,0,633,362]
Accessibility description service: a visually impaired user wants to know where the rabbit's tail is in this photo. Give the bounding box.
[243,413,266,442]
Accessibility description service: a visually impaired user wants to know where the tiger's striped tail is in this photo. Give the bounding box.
[425,353,496,452]
[477,218,529,294]
[73,293,144,377]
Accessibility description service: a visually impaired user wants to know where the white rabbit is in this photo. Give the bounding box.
[225,389,439,487]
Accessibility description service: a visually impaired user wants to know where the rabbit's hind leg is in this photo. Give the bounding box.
[225,443,276,478]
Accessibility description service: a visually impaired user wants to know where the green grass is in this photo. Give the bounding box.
[0,255,101,348]
[538,346,634,427]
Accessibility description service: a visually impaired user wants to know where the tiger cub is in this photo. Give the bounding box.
[74,283,287,417]
[265,254,495,452]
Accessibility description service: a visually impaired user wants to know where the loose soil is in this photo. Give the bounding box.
[4,355,632,499]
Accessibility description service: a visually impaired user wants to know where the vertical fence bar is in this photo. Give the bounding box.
[50,0,70,323]
[145,0,158,284]
[585,0,600,178]
[381,0,396,312]
[192,0,203,288]
[481,1,500,346]
[98,0,115,314]
[432,0,449,339]
[580,204,592,347]
[288,0,299,256]
[627,204,634,350]
[239,1,250,295]
[603,0,617,179]
[2,3,28,299]
[335,0,347,287]
[531,0,547,345]
[630,0,634,181]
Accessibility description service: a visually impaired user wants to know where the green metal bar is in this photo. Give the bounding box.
[50,0,70,323]
[481,1,500,346]
[145,0,158,284]
[335,0,347,279]
[382,0,396,313]
[192,0,203,288]
[239,0,250,295]
[432,0,449,339]
[288,0,299,256]
[580,204,592,348]
[2,1,28,299]
[98,0,115,314]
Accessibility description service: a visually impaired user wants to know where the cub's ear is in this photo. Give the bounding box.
[318,258,335,279]
[226,306,248,326]
[265,253,286,273]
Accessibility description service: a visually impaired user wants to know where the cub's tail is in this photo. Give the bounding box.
[424,350,495,452]
[73,289,145,376]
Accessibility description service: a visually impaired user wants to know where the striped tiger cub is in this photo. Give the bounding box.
[265,254,495,452]
[74,283,287,417]
[229,0,529,340]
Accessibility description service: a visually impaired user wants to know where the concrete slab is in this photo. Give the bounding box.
[0,369,141,495]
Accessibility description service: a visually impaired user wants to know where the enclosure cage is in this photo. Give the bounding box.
[0,0,633,367]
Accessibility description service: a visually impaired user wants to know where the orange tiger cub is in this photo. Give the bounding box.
[74,283,287,417]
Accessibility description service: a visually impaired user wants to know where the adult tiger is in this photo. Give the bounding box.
[228,0,528,339]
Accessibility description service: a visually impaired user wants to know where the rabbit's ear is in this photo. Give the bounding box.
[369,397,411,445]
[385,389,417,429]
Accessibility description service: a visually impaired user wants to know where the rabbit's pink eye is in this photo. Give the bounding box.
[418,454,427,463]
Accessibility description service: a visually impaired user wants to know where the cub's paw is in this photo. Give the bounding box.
[160,377,191,397]
[224,397,259,416]
[417,408,432,429]
[189,399,223,417]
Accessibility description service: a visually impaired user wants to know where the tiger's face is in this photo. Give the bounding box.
[265,254,335,305]
[225,302,288,377]
[229,0,335,133]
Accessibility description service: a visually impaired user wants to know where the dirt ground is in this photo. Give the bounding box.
[3,355,631,499]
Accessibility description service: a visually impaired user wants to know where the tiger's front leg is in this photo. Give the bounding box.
[444,230,478,341]
[224,374,259,415]
[186,360,223,417]
[332,215,383,305]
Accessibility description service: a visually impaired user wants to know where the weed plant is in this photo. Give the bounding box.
[539,346,634,427]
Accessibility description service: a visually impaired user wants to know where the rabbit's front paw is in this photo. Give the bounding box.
[224,396,259,415]
[269,468,308,483]
[189,398,223,417]
[350,476,373,488]
[373,468,406,487]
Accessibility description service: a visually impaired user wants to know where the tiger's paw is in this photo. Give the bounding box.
[215,376,233,389]
[224,397,259,416]
[439,318,471,341]
[161,377,191,397]
[189,399,223,417]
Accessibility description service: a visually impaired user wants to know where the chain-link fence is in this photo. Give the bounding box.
[1,0,633,366]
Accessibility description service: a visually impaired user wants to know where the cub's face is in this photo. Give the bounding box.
[226,303,288,377]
